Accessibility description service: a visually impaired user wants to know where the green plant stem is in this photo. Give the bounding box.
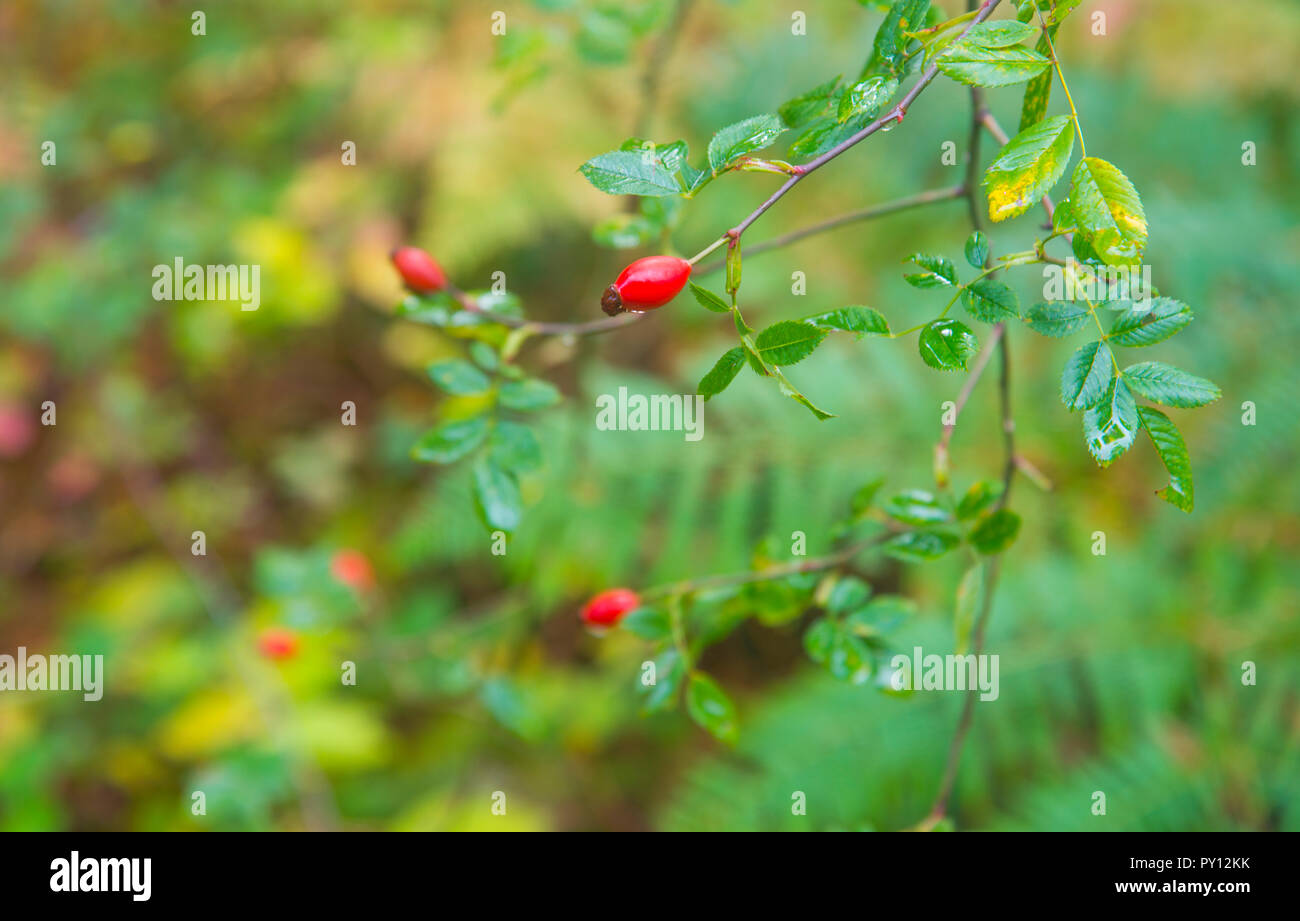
[1037,11,1086,160]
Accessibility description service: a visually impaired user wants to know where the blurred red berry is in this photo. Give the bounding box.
[601,256,691,316]
[580,588,640,628]
[331,549,374,591]
[391,246,447,293]
[258,627,300,661]
[0,404,35,459]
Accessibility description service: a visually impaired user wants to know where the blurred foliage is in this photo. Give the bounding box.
[0,0,1297,831]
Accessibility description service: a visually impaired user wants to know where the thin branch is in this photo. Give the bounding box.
[695,185,965,276]
[934,322,1005,484]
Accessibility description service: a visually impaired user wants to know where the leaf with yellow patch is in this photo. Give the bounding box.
[984,115,1074,222]
[1068,157,1148,266]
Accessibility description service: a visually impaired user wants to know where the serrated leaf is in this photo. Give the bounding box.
[754,321,828,366]
[936,40,1050,87]
[1025,301,1092,338]
[1083,376,1139,466]
[1068,157,1148,266]
[1122,362,1221,408]
[882,489,950,526]
[788,116,863,161]
[1107,298,1194,347]
[863,0,931,80]
[487,420,542,474]
[579,150,681,196]
[964,231,989,268]
[688,283,731,314]
[499,378,561,411]
[961,20,1039,47]
[883,530,960,561]
[962,279,1020,323]
[802,305,890,338]
[837,75,898,123]
[918,320,978,371]
[904,253,958,289]
[983,114,1074,222]
[471,457,523,532]
[1137,406,1194,512]
[698,347,746,400]
[427,359,490,396]
[778,379,836,420]
[685,672,739,743]
[1060,340,1114,410]
[968,508,1022,555]
[707,115,786,173]
[778,76,842,128]
[956,480,1003,520]
[411,417,489,464]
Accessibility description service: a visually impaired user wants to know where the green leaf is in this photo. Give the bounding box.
[844,596,915,636]
[592,213,657,249]
[805,614,836,664]
[968,508,1022,555]
[849,477,886,518]
[499,378,561,411]
[754,321,828,366]
[411,417,489,464]
[802,305,890,338]
[983,114,1074,222]
[707,115,786,173]
[954,563,983,655]
[1025,301,1092,338]
[827,576,872,613]
[918,320,978,371]
[688,283,731,314]
[1018,29,1056,130]
[962,21,1039,47]
[469,341,499,371]
[622,606,671,641]
[1137,406,1194,512]
[956,480,1003,520]
[697,347,747,400]
[962,279,1020,323]
[882,489,950,526]
[427,359,490,396]
[904,253,957,289]
[788,116,863,161]
[883,530,960,562]
[836,75,898,123]
[685,672,739,743]
[964,231,989,268]
[1068,157,1148,266]
[641,648,685,714]
[777,376,836,420]
[1060,340,1114,411]
[1122,362,1221,408]
[487,420,542,474]
[471,457,523,532]
[936,40,1050,87]
[778,77,842,129]
[1083,376,1139,467]
[863,0,931,80]
[827,630,874,684]
[579,150,681,196]
[1107,298,1194,347]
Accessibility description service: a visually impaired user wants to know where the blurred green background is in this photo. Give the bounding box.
[1,0,1297,831]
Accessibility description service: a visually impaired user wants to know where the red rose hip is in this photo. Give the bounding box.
[391,246,448,293]
[258,627,300,661]
[580,588,640,627]
[330,549,374,591]
[601,256,691,316]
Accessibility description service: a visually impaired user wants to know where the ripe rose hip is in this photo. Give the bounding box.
[330,549,374,591]
[601,255,691,316]
[391,246,447,293]
[258,627,300,661]
[580,588,640,627]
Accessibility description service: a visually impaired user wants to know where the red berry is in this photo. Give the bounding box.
[258,627,300,661]
[601,256,691,316]
[580,588,640,628]
[330,549,374,591]
[391,246,447,293]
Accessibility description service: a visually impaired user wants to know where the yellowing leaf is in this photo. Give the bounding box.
[1068,157,1148,266]
[984,115,1074,222]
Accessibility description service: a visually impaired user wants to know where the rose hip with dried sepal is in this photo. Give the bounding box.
[600,256,691,316]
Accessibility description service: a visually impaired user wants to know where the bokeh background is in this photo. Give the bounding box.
[1,0,1297,831]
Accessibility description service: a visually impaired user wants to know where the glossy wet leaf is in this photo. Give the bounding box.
[707,114,786,173]
[698,347,746,400]
[411,417,489,464]
[1138,406,1194,512]
[882,489,950,526]
[1122,362,1221,408]
[863,0,931,80]
[1083,376,1139,467]
[962,279,1020,323]
[836,75,897,123]
[802,305,890,338]
[1025,301,1092,338]
[427,359,490,396]
[685,672,739,744]
[1068,157,1148,266]
[918,320,978,371]
[471,457,522,532]
[964,231,989,268]
[1060,340,1114,411]
[936,40,1050,87]
[1107,298,1193,347]
[579,150,681,196]
[983,114,1074,222]
[969,508,1022,555]
[904,253,957,289]
[778,76,842,128]
[883,530,960,561]
[754,321,828,366]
